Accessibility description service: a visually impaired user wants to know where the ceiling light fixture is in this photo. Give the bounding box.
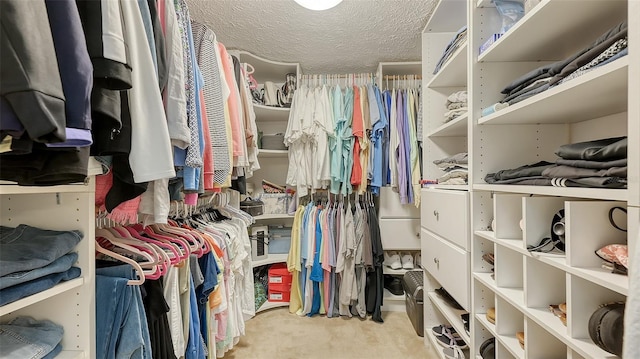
[293,0,343,11]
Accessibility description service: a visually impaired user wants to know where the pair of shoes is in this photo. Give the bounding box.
[486,308,496,324]
[384,251,402,269]
[516,331,525,349]
[461,313,470,336]
[383,275,404,296]
[384,251,415,269]
[433,325,468,349]
[549,303,567,326]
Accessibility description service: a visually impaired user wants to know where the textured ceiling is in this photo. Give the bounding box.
[187,0,437,74]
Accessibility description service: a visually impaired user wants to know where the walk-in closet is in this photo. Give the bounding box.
[1,1,638,358]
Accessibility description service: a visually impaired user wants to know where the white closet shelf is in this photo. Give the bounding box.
[474,272,525,309]
[253,103,290,122]
[383,267,421,276]
[423,0,467,33]
[499,333,525,359]
[253,213,295,221]
[425,328,470,359]
[475,231,629,295]
[473,184,628,202]
[427,113,468,137]
[256,300,289,313]
[474,313,497,338]
[427,292,471,344]
[478,58,628,126]
[526,307,614,359]
[383,288,405,302]
[0,182,92,195]
[251,253,288,268]
[238,51,299,83]
[478,0,627,63]
[0,277,84,317]
[427,42,468,88]
[258,149,288,158]
[425,184,470,191]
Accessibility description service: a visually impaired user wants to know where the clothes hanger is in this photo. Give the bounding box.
[118,225,181,266]
[95,238,145,285]
[97,228,163,279]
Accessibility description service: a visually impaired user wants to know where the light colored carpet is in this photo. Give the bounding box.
[224,308,439,359]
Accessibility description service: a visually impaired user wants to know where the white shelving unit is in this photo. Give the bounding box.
[460,1,639,358]
[0,179,96,358]
[420,1,472,353]
[256,300,289,313]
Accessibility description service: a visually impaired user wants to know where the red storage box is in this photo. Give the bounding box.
[268,263,292,286]
[268,282,291,302]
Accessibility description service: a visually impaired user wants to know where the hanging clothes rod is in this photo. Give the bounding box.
[301,73,375,78]
[382,75,422,80]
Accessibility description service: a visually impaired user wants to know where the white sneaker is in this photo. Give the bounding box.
[384,251,402,270]
[401,252,415,269]
[415,253,422,268]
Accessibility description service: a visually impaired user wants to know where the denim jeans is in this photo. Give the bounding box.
[96,265,152,359]
[0,224,83,276]
[0,267,81,306]
[0,252,78,290]
[0,316,63,359]
[41,344,61,359]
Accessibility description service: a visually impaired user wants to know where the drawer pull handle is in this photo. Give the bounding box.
[433,257,440,269]
[433,210,439,220]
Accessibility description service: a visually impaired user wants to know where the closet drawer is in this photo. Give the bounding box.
[379,218,420,250]
[379,187,420,219]
[421,189,469,250]
[421,228,469,310]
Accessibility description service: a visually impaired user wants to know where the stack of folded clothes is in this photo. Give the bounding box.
[483,21,628,114]
[484,136,627,188]
[0,224,83,306]
[444,90,467,123]
[543,136,627,188]
[433,26,467,75]
[433,153,468,185]
[0,316,64,358]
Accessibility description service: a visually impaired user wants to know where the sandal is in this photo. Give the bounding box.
[549,304,567,326]
[516,331,525,349]
[486,308,496,324]
[436,330,468,350]
[443,345,466,359]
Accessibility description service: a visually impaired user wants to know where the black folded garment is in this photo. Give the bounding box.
[555,136,627,161]
[484,161,554,183]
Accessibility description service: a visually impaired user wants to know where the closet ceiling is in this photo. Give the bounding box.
[187,0,437,74]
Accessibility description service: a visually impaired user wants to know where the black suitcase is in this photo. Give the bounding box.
[402,270,424,337]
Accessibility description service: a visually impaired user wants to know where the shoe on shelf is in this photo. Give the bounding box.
[486,308,496,324]
[461,313,470,335]
[383,275,404,296]
[432,324,456,337]
[401,252,415,269]
[415,252,422,268]
[516,331,525,349]
[384,251,402,270]
[443,345,467,359]
[435,330,468,350]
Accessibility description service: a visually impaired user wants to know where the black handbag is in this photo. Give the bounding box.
[240,197,264,217]
[588,301,625,356]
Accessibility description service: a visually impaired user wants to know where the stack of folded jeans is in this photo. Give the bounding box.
[542,136,627,188]
[433,153,468,185]
[0,224,83,306]
[482,21,628,114]
[0,316,64,358]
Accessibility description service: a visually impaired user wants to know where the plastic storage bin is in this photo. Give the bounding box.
[268,263,292,285]
[268,225,292,254]
[403,270,424,337]
[268,282,291,302]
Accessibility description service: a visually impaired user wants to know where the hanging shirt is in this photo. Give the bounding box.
[370,86,387,195]
[407,89,421,207]
[340,87,355,195]
[313,86,334,189]
[388,89,399,190]
[402,90,414,204]
[329,86,344,194]
[350,86,363,188]
[395,90,409,203]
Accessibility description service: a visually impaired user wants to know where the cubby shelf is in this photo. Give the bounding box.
[500,333,525,359]
[477,58,628,126]
[0,278,84,317]
[477,0,627,63]
[256,300,289,313]
[427,113,468,137]
[426,42,468,88]
[428,292,471,344]
[253,103,290,122]
[475,313,497,337]
[251,253,288,268]
[473,184,628,202]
